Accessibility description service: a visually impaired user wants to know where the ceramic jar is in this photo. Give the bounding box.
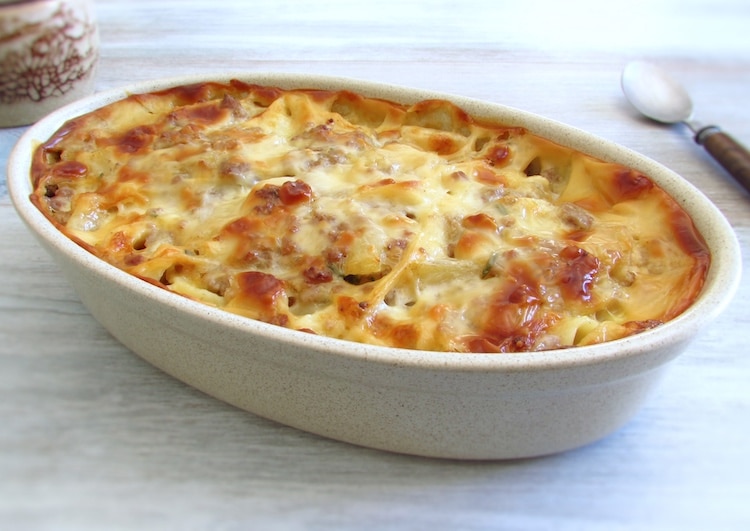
[0,0,98,127]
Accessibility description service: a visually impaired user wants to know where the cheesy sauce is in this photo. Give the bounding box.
[30,80,710,352]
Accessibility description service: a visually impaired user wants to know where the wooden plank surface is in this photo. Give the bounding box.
[1,1,749,529]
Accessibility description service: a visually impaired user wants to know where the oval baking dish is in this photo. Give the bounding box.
[8,73,742,459]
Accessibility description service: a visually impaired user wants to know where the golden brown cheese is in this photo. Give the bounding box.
[30,80,710,353]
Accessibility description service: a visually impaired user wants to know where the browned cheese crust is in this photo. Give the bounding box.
[30,80,710,352]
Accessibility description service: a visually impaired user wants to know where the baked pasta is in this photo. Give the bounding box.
[30,80,710,353]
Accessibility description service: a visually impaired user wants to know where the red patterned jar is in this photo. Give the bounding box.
[0,0,98,127]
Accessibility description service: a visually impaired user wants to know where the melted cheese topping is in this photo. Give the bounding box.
[30,80,710,353]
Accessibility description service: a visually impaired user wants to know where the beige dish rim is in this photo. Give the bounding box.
[7,71,743,372]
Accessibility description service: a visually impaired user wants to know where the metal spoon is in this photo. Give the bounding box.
[621,60,750,194]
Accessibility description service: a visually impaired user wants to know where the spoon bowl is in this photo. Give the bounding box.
[621,61,693,124]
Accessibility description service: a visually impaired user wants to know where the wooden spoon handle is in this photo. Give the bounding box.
[695,126,750,194]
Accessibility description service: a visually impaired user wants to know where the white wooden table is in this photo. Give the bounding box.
[2,1,749,529]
